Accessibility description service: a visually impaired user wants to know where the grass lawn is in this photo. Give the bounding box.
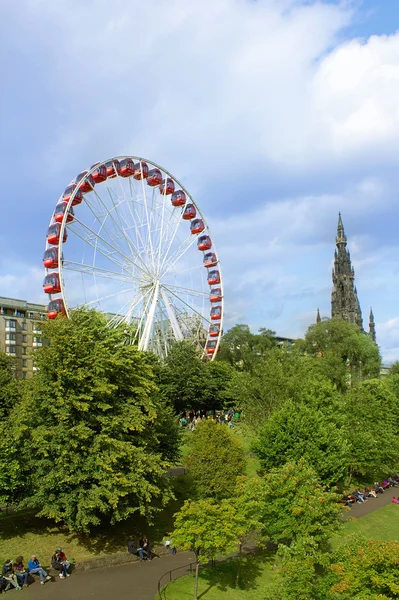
[158,553,274,600]
[0,492,185,567]
[339,504,399,542]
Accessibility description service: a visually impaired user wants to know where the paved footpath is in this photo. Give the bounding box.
[348,485,399,518]
[20,551,196,600]
[16,488,397,600]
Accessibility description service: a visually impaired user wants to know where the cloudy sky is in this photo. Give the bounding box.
[1,0,399,362]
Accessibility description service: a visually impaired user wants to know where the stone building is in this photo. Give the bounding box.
[0,297,47,379]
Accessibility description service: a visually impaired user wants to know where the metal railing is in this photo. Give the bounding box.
[157,561,195,599]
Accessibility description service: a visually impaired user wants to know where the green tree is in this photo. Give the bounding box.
[390,361,399,375]
[10,309,178,532]
[0,352,20,418]
[239,460,342,546]
[253,400,349,485]
[172,498,239,600]
[185,420,246,500]
[217,324,276,372]
[328,536,399,599]
[344,379,399,482]
[299,318,381,390]
[226,348,344,429]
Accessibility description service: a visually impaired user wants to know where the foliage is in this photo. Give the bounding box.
[158,341,233,413]
[238,460,343,546]
[298,318,381,390]
[253,400,349,485]
[344,378,399,481]
[390,361,399,376]
[226,348,344,429]
[172,498,239,562]
[265,537,326,600]
[9,309,179,532]
[0,431,22,506]
[0,352,20,418]
[217,324,276,372]
[185,420,246,500]
[327,536,399,599]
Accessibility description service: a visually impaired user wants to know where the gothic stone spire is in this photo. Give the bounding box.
[316,308,321,324]
[369,307,376,343]
[331,213,364,330]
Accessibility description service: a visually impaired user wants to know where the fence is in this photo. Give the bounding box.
[157,561,196,599]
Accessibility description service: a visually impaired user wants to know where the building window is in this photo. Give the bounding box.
[21,372,27,380]
[33,337,42,343]
[28,312,34,319]
[5,319,16,328]
[41,314,46,321]
[6,333,16,341]
[6,346,16,355]
[22,359,27,368]
[21,322,27,330]
[16,311,25,317]
[22,334,27,343]
[21,347,26,355]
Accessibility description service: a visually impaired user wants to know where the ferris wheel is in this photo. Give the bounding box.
[42,156,223,359]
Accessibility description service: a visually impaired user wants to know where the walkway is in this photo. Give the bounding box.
[21,551,196,600]
[347,485,399,518]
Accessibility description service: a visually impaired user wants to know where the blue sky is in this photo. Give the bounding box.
[1,0,399,362]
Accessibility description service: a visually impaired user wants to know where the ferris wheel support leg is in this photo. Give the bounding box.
[160,288,184,343]
[139,282,160,351]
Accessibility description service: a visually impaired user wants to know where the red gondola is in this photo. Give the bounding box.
[207,269,220,286]
[104,159,121,178]
[210,288,222,303]
[147,168,162,187]
[206,340,217,354]
[47,298,65,319]
[90,163,107,183]
[75,171,95,193]
[203,251,217,266]
[171,190,186,207]
[160,178,175,195]
[43,273,61,294]
[54,202,75,224]
[198,236,212,251]
[43,247,59,269]
[133,161,149,180]
[190,219,205,235]
[120,158,135,178]
[183,204,196,220]
[209,324,220,337]
[47,223,67,245]
[62,184,83,206]
[210,306,222,321]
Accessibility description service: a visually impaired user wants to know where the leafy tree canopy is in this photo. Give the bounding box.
[10,309,179,532]
[157,341,233,413]
[298,318,381,390]
[185,419,246,500]
[253,400,349,485]
[217,324,276,372]
[0,352,20,418]
[238,460,342,546]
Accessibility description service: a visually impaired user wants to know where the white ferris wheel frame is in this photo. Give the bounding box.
[44,155,224,359]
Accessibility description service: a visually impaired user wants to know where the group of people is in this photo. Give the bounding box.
[343,475,399,507]
[179,409,240,431]
[127,534,176,561]
[0,548,71,591]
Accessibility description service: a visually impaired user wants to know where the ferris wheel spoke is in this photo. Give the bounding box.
[163,286,211,326]
[164,283,208,298]
[161,232,199,277]
[67,223,128,272]
[158,207,186,273]
[69,216,145,274]
[83,193,150,276]
[62,260,137,284]
[160,287,184,342]
[79,286,137,309]
[134,283,157,346]
[140,176,156,271]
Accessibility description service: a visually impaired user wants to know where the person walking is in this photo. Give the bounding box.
[27,556,51,584]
